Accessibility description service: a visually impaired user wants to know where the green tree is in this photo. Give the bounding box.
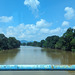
[55,37,65,50]
[27,42,33,46]
[62,28,74,51]
[45,35,59,49]
[70,39,75,49]
[0,34,8,50]
[0,34,21,50]
[21,43,26,46]
[8,37,21,49]
[40,40,45,47]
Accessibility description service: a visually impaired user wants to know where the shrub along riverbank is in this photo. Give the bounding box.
[0,34,21,50]
[26,27,75,52]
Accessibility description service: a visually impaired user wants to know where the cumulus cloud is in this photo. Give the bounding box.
[62,21,69,26]
[6,24,38,41]
[64,7,75,20]
[4,19,67,41]
[40,28,50,34]
[0,16,13,22]
[6,26,64,41]
[40,28,61,34]
[6,26,63,41]
[39,27,66,38]
[36,19,52,28]
[50,27,61,34]
[24,0,40,11]
[5,19,52,41]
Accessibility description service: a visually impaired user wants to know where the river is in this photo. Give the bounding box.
[0,46,75,75]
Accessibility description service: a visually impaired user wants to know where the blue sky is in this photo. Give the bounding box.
[0,0,75,41]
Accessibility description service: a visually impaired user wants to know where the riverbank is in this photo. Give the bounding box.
[25,28,75,52]
[0,34,21,50]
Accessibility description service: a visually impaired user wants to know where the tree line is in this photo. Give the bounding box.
[0,34,21,50]
[23,27,75,52]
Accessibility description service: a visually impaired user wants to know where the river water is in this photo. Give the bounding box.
[0,46,75,75]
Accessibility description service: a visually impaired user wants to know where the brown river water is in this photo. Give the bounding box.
[0,46,75,75]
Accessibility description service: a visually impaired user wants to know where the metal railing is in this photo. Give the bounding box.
[0,65,75,71]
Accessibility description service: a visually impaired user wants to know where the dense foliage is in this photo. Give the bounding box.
[21,42,26,46]
[0,34,21,50]
[55,28,75,51]
[26,28,75,51]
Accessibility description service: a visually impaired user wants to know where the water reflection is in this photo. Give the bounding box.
[0,46,75,75]
[0,48,20,64]
[41,48,75,65]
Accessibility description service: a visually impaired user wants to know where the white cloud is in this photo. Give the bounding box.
[0,16,13,22]
[4,19,67,41]
[40,28,50,34]
[39,27,66,39]
[24,0,40,11]
[5,19,52,41]
[40,28,61,34]
[64,7,75,20]
[36,19,52,28]
[39,28,61,35]
[62,21,69,26]
[50,27,61,34]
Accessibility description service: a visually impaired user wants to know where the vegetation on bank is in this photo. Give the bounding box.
[0,34,21,50]
[24,27,75,51]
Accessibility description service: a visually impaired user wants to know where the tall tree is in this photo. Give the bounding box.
[0,34,21,50]
[62,28,74,51]
[45,35,59,49]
